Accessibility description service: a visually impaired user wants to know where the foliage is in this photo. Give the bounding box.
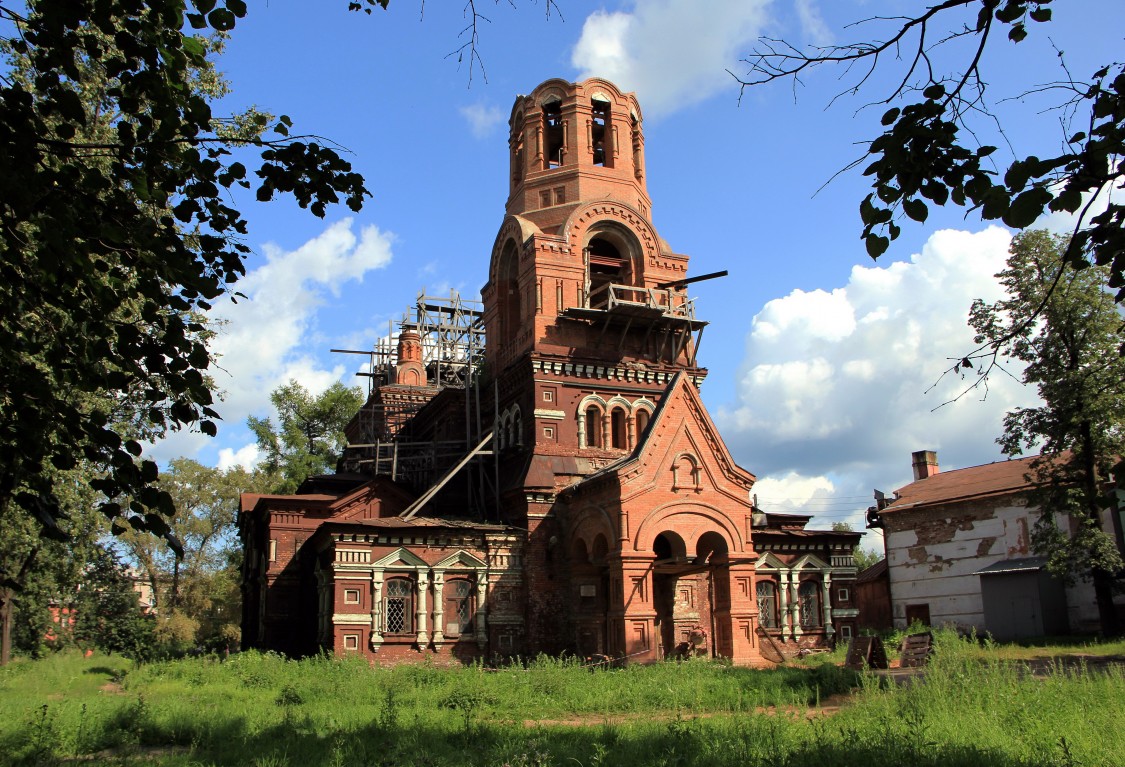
[248,380,364,493]
[0,468,106,664]
[969,229,1125,634]
[0,0,370,547]
[2,640,1125,766]
[114,458,268,651]
[72,547,155,661]
[853,547,883,572]
[738,1,1125,300]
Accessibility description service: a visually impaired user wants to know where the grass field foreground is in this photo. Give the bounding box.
[0,631,1122,767]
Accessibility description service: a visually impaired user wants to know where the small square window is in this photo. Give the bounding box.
[837,587,850,603]
[839,625,853,641]
[343,634,359,650]
[344,589,360,605]
[554,186,566,204]
[543,390,553,402]
[539,190,551,208]
[543,426,554,439]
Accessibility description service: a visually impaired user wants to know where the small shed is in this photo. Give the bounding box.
[854,559,892,632]
[977,557,1069,641]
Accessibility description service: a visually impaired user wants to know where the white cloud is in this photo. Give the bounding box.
[570,0,772,116]
[218,443,261,472]
[793,0,832,47]
[147,219,394,465]
[459,103,506,139]
[720,226,1043,525]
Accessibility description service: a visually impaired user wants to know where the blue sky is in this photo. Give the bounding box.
[152,1,1124,547]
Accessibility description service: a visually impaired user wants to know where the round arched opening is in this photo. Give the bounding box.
[584,224,641,308]
[652,531,687,562]
[571,538,589,564]
[695,531,729,564]
[591,533,609,563]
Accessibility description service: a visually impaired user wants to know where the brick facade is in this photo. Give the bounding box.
[240,78,861,665]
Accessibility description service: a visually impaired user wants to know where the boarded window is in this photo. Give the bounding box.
[443,579,475,636]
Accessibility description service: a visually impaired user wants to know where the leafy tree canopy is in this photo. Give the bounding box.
[739,1,1124,300]
[0,0,370,547]
[248,380,364,494]
[969,229,1125,634]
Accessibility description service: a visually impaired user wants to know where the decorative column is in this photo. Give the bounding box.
[475,577,489,649]
[370,571,384,651]
[415,571,430,649]
[577,411,587,449]
[791,575,804,641]
[821,573,834,638]
[431,571,446,646]
[777,569,791,642]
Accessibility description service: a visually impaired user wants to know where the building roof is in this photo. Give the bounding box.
[882,454,1046,514]
[975,556,1050,575]
[855,558,888,584]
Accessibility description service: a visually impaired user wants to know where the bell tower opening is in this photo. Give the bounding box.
[592,97,612,167]
[543,99,564,169]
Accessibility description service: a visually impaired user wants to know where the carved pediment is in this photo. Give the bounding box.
[434,550,488,570]
[372,547,429,569]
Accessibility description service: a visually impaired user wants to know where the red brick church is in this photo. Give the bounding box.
[239,78,861,666]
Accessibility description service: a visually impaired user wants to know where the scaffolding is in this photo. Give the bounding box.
[334,289,495,519]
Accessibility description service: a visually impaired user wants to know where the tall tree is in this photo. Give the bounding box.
[738,1,1124,301]
[0,0,369,548]
[114,458,268,650]
[969,230,1125,634]
[249,381,364,493]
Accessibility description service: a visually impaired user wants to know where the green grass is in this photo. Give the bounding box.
[0,632,1122,766]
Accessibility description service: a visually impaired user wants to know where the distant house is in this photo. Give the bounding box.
[750,511,862,649]
[868,450,1124,638]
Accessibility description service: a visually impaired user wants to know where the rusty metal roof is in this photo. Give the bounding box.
[882,454,1049,513]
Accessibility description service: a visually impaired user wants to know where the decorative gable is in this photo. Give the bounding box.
[434,550,488,570]
[372,547,429,569]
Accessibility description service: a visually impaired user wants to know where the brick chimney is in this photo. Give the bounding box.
[911,450,939,481]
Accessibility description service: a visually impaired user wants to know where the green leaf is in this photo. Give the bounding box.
[865,233,889,259]
[903,198,929,222]
[1008,23,1027,43]
[182,36,206,58]
[208,8,236,31]
[881,107,900,126]
[923,83,946,100]
[1030,8,1051,22]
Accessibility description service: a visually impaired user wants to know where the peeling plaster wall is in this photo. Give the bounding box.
[884,497,1101,633]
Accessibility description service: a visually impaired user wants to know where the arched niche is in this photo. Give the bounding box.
[496,239,521,347]
[590,533,609,563]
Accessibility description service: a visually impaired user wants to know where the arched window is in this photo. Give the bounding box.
[798,580,821,629]
[585,405,603,448]
[543,99,563,169]
[587,237,625,308]
[635,408,650,441]
[383,578,414,635]
[610,407,627,449]
[756,581,779,629]
[591,97,612,167]
[443,579,475,637]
